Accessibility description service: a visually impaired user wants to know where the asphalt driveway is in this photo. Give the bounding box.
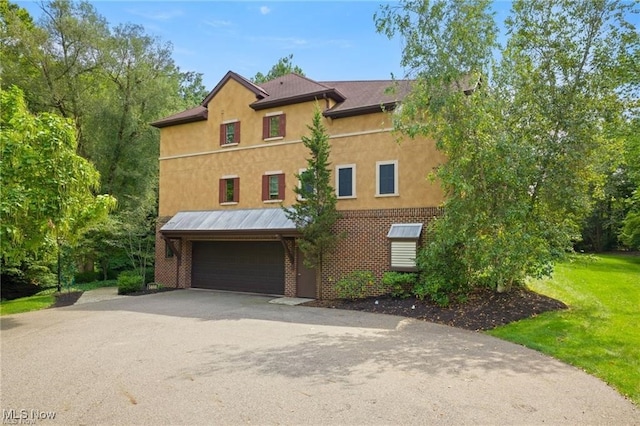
[1,290,637,425]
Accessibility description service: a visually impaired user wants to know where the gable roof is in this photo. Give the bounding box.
[250,73,346,110]
[151,71,410,128]
[201,70,268,107]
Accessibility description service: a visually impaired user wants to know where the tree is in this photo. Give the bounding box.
[285,107,341,298]
[253,54,304,84]
[0,86,115,284]
[1,0,207,279]
[376,0,639,303]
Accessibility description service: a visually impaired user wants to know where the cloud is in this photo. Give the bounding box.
[203,19,232,28]
[260,6,271,15]
[126,8,184,21]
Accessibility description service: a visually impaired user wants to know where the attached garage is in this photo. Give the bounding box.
[160,208,298,295]
[192,241,284,294]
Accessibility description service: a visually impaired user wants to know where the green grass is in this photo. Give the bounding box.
[0,279,117,316]
[488,254,640,405]
[0,294,57,315]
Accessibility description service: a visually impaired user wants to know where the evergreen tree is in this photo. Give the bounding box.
[285,107,341,298]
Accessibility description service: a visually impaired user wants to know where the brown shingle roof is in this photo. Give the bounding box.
[151,72,416,128]
[250,73,346,110]
[321,79,413,118]
[150,105,208,128]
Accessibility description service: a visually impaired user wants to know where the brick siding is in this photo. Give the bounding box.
[154,207,443,298]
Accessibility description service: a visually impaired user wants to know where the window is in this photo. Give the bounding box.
[165,241,174,258]
[220,121,240,145]
[387,223,423,271]
[219,176,239,204]
[297,168,314,201]
[336,164,356,198]
[376,160,398,196]
[263,113,286,139]
[262,172,285,201]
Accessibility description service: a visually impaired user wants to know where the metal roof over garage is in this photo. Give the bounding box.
[387,223,423,239]
[160,208,299,235]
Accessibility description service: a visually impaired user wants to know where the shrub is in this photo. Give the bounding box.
[335,270,376,300]
[382,271,418,299]
[75,270,99,284]
[415,239,469,307]
[117,271,143,295]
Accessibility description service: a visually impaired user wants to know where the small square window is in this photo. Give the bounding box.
[262,173,285,201]
[220,121,240,145]
[219,177,239,203]
[263,114,286,139]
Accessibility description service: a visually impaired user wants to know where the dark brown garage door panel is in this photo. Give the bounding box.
[192,241,284,294]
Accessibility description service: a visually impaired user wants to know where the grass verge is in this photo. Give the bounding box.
[488,253,640,405]
[0,279,118,316]
[0,294,56,316]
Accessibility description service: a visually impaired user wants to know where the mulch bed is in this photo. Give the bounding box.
[52,291,84,308]
[303,287,567,331]
[125,287,177,296]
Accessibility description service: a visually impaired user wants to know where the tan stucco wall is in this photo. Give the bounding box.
[158,81,446,217]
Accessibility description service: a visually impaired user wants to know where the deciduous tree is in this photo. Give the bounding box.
[253,54,304,83]
[376,0,639,303]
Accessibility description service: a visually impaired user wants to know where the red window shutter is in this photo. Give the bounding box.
[219,124,225,146]
[234,121,241,144]
[218,178,225,203]
[262,175,269,201]
[262,117,269,139]
[279,114,286,137]
[277,173,285,200]
[233,177,240,202]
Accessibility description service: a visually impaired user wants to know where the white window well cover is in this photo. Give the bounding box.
[387,223,423,239]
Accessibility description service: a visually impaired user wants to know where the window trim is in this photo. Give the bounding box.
[262,171,285,202]
[262,112,286,140]
[219,174,239,205]
[220,119,240,146]
[335,164,357,199]
[376,160,399,197]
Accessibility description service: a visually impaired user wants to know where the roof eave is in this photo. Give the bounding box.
[202,71,268,107]
[150,110,208,128]
[160,228,300,237]
[324,101,398,119]
[251,89,346,111]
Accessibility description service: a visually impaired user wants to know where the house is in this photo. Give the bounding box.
[151,71,445,299]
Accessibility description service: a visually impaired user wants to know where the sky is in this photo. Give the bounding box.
[15,1,639,91]
[17,1,417,89]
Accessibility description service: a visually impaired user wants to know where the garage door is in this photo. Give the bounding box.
[191,241,284,294]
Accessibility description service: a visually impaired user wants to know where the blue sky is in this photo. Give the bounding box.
[15,1,638,91]
[18,1,415,88]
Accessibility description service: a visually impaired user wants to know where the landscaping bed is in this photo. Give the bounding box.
[304,287,567,331]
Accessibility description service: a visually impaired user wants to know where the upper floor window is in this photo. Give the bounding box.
[220,121,240,145]
[376,160,398,196]
[263,113,286,139]
[336,164,356,199]
[262,172,285,202]
[219,176,239,204]
[297,168,315,201]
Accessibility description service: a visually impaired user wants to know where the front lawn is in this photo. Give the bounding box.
[0,294,56,316]
[488,254,640,405]
[0,279,117,316]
